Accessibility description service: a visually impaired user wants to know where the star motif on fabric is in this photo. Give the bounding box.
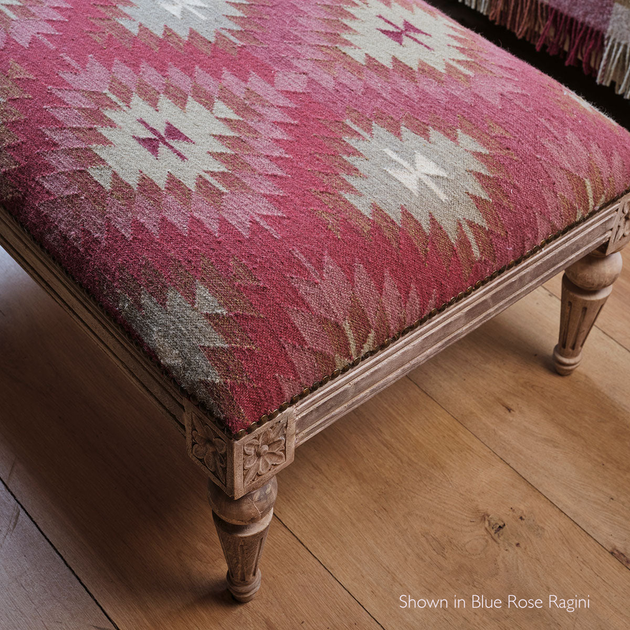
[160,0,208,20]
[383,148,448,201]
[377,15,432,50]
[133,119,194,161]
[342,125,491,256]
[338,0,474,73]
[89,93,236,192]
[118,286,227,401]
[117,0,245,40]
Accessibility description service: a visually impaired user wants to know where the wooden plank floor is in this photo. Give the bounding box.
[0,479,115,630]
[1,241,629,629]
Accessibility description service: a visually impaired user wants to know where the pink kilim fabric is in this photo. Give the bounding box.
[1,0,630,433]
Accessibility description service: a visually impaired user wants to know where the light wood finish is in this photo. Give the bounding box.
[409,284,630,571]
[186,403,296,500]
[0,480,115,630]
[208,478,277,603]
[546,245,630,353]
[553,248,623,374]
[605,195,630,255]
[0,247,382,629]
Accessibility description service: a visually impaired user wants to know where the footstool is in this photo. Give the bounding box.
[1,0,629,603]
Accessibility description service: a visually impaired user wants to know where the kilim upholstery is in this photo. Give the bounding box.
[2,0,630,437]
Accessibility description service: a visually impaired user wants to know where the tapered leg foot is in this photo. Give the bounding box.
[553,248,622,375]
[208,477,277,603]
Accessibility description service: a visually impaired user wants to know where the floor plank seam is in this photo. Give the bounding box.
[6,457,16,486]
[403,375,630,575]
[0,475,122,630]
[272,513,386,629]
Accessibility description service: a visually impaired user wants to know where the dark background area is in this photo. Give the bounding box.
[425,0,630,132]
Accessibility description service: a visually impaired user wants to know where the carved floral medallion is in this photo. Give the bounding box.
[242,420,287,486]
[191,422,228,485]
[185,403,295,498]
[607,198,630,254]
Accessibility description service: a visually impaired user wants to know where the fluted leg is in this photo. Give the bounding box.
[208,477,277,603]
[553,248,623,375]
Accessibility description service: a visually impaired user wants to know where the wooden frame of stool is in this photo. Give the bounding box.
[1,189,628,602]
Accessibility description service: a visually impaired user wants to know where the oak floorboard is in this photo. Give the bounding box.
[544,244,630,352]
[0,247,380,630]
[0,479,115,630]
[275,375,630,629]
[409,287,630,572]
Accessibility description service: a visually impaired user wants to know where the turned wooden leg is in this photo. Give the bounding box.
[208,477,277,603]
[553,248,623,375]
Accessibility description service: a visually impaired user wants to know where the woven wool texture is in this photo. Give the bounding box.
[459,0,630,98]
[2,0,630,433]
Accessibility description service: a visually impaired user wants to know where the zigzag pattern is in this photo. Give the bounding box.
[1,0,630,433]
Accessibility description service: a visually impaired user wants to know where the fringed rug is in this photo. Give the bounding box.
[459,0,630,98]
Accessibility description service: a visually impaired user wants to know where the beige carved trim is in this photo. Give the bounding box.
[240,416,293,487]
[553,249,623,375]
[234,411,295,498]
[184,403,295,499]
[186,409,230,490]
[185,407,231,493]
[605,197,630,255]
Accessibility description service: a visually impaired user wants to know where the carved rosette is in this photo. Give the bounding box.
[184,403,295,499]
[186,407,231,492]
[605,197,630,255]
[242,418,288,486]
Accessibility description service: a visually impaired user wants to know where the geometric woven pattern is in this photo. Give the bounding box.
[2,0,630,433]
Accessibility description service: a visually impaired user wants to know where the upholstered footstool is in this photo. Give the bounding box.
[1,0,629,603]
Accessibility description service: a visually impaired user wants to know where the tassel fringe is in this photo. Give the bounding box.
[598,39,630,98]
[458,0,629,98]
[459,0,492,13]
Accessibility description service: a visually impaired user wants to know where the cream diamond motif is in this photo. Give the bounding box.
[160,0,208,20]
[339,0,473,73]
[90,93,237,191]
[342,124,492,256]
[383,148,449,201]
[117,0,246,40]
